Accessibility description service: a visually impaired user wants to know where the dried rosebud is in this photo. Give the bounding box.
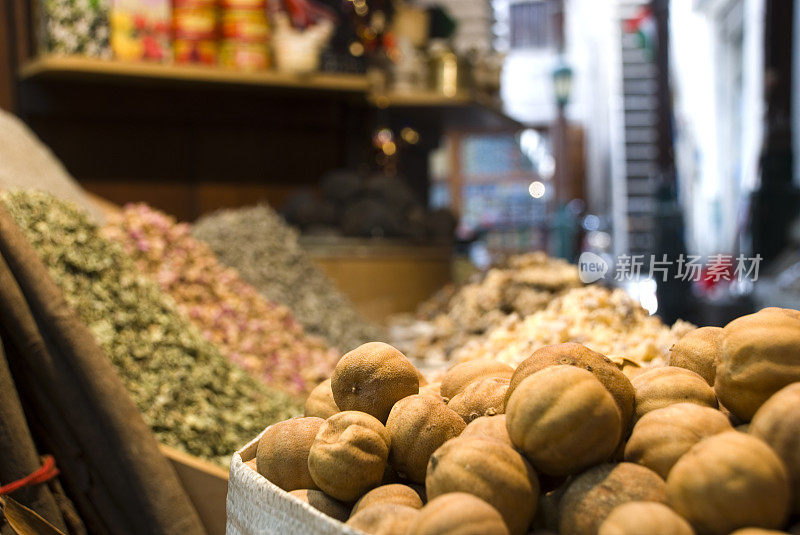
[103,204,339,395]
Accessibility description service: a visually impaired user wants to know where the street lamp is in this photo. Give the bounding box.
[552,60,573,109]
[550,57,574,260]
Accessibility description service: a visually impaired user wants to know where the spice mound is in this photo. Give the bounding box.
[2,190,301,466]
[389,252,582,362]
[103,203,338,395]
[453,285,695,367]
[193,204,385,352]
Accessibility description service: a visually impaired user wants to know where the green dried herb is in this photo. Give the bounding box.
[2,191,300,466]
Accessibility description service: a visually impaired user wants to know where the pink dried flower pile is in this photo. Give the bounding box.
[103,203,339,395]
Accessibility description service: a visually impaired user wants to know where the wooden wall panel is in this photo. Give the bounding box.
[80,179,196,221]
[16,78,366,220]
[195,183,303,216]
[1,0,15,111]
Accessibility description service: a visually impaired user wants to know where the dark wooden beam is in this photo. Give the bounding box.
[12,0,33,64]
[0,0,17,111]
[0,0,34,112]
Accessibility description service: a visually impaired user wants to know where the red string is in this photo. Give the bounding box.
[0,456,59,496]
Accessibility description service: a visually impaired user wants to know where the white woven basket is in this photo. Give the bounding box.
[226,428,365,535]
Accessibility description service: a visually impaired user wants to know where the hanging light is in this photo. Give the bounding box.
[528,181,546,199]
[552,59,573,109]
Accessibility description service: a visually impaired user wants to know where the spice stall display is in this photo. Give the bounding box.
[103,203,338,395]
[389,252,583,363]
[193,204,385,353]
[453,285,695,368]
[1,191,301,466]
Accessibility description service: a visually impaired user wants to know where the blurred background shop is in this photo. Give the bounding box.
[1,0,799,326]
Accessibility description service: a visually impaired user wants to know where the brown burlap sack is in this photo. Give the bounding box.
[0,337,68,532]
[0,206,204,535]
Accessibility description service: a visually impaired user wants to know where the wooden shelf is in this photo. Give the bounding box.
[19,56,521,127]
[20,55,370,93]
[369,91,474,108]
[370,90,522,129]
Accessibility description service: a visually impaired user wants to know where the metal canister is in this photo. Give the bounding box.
[219,4,270,70]
[429,40,461,97]
[173,0,218,64]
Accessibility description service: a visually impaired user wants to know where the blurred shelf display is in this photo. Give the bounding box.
[20,55,370,93]
[446,128,559,259]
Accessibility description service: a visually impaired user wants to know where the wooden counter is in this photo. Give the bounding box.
[302,237,453,322]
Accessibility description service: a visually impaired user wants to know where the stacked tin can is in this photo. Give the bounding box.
[172,0,218,64]
[219,0,270,70]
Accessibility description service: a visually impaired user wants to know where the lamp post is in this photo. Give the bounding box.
[550,58,574,259]
[551,58,573,204]
[552,61,573,109]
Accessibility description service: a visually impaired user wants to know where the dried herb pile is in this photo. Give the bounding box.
[389,252,583,362]
[453,285,695,367]
[1,191,300,465]
[103,203,338,395]
[193,205,385,352]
